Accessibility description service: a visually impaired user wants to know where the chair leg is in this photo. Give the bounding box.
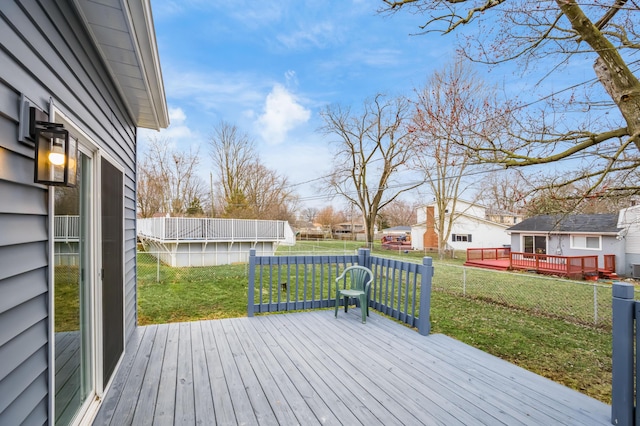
[344,297,348,313]
[360,295,366,323]
[334,292,340,318]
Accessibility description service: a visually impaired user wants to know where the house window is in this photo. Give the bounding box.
[523,235,546,254]
[452,234,472,242]
[571,235,601,250]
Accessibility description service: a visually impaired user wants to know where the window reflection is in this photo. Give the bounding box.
[54,153,91,425]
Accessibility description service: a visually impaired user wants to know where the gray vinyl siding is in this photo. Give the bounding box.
[1,1,139,423]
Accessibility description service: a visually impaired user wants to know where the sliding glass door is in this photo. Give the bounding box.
[53,153,93,425]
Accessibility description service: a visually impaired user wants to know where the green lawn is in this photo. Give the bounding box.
[137,254,249,323]
[431,291,611,404]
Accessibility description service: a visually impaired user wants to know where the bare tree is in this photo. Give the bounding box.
[320,94,423,243]
[411,59,510,256]
[523,175,637,216]
[209,121,298,220]
[209,121,255,211]
[380,0,640,201]
[137,137,207,217]
[137,159,164,218]
[378,199,419,228]
[477,170,532,215]
[315,206,346,235]
[301,207,319,223]
[244,162,299,221]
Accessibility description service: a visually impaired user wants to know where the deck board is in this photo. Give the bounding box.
[200,321,237,425]
[94,310,611,425]
[132,324,168,426]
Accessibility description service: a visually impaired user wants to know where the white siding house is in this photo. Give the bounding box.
[618,204,640,276]
[411,200,510,251]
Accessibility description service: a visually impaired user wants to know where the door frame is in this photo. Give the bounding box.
[46,106,126,425]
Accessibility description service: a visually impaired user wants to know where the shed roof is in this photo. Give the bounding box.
[507,214,621,234]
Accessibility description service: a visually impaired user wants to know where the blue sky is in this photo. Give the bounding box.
[139,0,605,208]
[139,0,472,207]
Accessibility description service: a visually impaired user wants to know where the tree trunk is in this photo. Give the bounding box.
[558,0,640,148]
[593,57,640,148]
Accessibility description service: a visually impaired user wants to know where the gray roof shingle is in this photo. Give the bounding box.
[507,214,621,234]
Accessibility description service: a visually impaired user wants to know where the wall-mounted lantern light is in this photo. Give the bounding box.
[29,107,77,187]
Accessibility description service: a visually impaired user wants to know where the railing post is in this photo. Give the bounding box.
[248,249,256,317]
[358,248,371,269]
[417,256,433,336]
[612,282,635,426]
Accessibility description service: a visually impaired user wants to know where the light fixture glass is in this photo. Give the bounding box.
[29,107,77,187]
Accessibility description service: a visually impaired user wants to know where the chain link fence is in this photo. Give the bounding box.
[433,262,627,329]
[136,248,638,330]
[136,251,250,285]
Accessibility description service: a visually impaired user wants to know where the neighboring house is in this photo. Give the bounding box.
[486,208,525,226]
[0,2,168,425]
[616,204,640,277]
[411,200,511,251]
[506,214,625,275]
[333,221,369,241]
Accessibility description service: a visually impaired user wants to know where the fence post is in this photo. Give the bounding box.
[358,248,371,269]
[417,256,433,336]
[593,284,598,326]
[463,267,466,296]
[248,248,256,317]
[611,281,635,426]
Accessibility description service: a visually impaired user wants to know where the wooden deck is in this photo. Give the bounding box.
[93,310,610,425]
[463,258,511,271]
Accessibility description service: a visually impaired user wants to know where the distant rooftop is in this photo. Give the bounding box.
[507,214,621,234]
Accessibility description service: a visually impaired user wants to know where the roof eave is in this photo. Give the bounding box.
[73,0,169,130]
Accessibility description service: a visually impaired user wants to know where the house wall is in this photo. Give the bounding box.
[0,2,138,424]
[619,205,640,276]
[412,204,509,250]
[447,216,510,251]
[411,224,426,250]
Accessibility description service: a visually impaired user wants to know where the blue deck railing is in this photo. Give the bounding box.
[612,282,640,426]
[248,248,434,335]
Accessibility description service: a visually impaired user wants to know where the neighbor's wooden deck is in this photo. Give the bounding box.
[93,310,610,425]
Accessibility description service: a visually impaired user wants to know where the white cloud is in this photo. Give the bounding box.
[256,84,311,145]
[276,21,339,51]
[169,107,187,123]
[165,69,266,113]
[137,106,203,150]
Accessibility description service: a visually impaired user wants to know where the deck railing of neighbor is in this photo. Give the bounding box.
[612,282,640,426]
[248,248,434,335]
[138,217,295,243]
[510,252,598,277]
[54,215,80,242]
[466,247,511,261]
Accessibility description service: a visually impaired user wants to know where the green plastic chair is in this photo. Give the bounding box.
[334,265,373,323]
